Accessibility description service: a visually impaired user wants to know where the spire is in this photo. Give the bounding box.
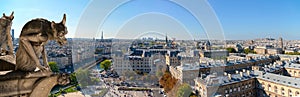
[279,37,283,50]
[165,32,168,44]
[101,31,104,40]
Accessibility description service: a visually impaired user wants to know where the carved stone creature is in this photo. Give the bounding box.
[16,14,68,72]
[0,12,14,56]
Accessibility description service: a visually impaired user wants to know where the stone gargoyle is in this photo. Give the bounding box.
[16,14,68,72]
[0,12,15,71]
[0,12,14,56]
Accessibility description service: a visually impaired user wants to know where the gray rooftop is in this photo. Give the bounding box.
[284,63,300,69]
[256,71,300,88]
[197,71,255,87]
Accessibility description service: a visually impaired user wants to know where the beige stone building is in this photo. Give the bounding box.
[285,63,300,78]
[267,48,283,55]
[165,50,180,66]
[256,70,300,97]
[254,47,267,54]
[195,71,256,97]
[169,63,201,86]
[195,69,300,97]
[168,54,278,87]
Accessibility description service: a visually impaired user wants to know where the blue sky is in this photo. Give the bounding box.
[0,0,90,38]
[209,0,300,40]
[1,0,300,40]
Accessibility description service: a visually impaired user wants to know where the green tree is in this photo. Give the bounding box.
[91,77,100,84]
[70,73,78,85]
[100,60,112,71]
[285,52,300,55]
[49,62,59,72]
[244,48,256,54]
[176,83,192,97]
[76,68,90,87]
[226,47,237,53]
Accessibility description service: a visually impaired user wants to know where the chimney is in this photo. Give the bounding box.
[247,70,250,76]
[224,72,227,76]
[228,74,232,80]
[240,72,244,77]
[236,70,239,74]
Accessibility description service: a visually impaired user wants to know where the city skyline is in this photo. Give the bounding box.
[2,1,300,97]
[1,0,300,40]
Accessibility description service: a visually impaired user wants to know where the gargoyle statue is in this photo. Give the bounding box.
[0,12,14,56]
[16,14,68,72]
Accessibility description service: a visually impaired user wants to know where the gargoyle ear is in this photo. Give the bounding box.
[61,14,66,25]
[51,21,57,38]
[51,21,55,29]
[10,11,14,20]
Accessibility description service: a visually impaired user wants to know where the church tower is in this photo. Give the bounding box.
[205,41,211,50]
[165,33,168,44]
[279,37,283,50]
[101,31,104,40]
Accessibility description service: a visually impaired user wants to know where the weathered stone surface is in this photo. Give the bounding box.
[30,75,62,97]
[0,12,14,56]
[0,71,69,97]
[0,55,16,71]
[16,14,68,72]
[0,12,70,97]
[0,77,38,96]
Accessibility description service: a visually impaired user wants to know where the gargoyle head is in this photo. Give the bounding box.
[2,11,14,20]
[0,11,14,27]
[51,14,68,46]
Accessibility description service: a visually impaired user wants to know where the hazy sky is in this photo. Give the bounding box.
[1,0,300,40]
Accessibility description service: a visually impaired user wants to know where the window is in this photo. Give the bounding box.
[238,87,241,91]
[296,91,299,96]
[274,86,278,93]
[234,88,237,91]
[225,89,228,94]
[230,89,232,93]
[268,85,272,91]
[289,89,292,97]
[262,83,265,89]
[281,88,285,95]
